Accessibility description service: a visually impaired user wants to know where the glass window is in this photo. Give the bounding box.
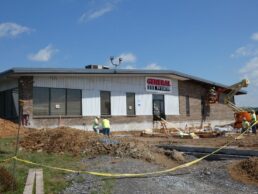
[50,88,66,115]
[186,95,190,116]
[126,93,135,116]
[100,91,111,115]
[33,87,50,116]
[0,92,5,117]
[33,87,82,116]
[201,96,205,116]
[67,89,81,115]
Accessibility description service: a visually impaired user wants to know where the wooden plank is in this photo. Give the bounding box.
[35,169,44,194]
[23,169,35,194]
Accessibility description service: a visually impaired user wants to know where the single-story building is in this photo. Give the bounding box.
[0,65,246,131]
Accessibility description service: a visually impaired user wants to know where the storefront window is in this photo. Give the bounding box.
[33,87,50,115]
[67,89,82,115]
[33,87,81,116]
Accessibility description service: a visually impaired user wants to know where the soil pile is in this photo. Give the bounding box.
[0,167,17,192]
[20,127,155,162]
[229,157,258,186]
[0,118,25,138]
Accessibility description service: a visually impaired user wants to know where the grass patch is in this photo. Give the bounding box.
[0,136,83,194]
[101,178,115,194]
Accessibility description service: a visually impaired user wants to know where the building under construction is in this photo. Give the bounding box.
[0,65,246,130]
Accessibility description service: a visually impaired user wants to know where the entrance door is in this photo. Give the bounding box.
[153,94,165,121]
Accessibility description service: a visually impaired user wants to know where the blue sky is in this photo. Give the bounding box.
[0,0,258,106]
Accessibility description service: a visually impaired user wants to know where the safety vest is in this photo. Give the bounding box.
[93,118,99,128]
[242,120,250,129]
[251,113,257,122]
[102,119,110,128]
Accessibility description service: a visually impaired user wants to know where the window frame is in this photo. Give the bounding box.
[186,95,190,116]
[33,87,82,117]
[126,92,136,116]
[100,91,111,116]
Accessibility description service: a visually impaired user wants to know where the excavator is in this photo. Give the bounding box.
[207,79,251,128]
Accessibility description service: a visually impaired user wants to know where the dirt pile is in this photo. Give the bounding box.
[0,167,17,192]
[0,118,25,138]
[229,157,258,186]
[20,127,154,161]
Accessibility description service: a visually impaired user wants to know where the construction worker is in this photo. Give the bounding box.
[251,110,257,134]
[102,118,111,137]
[92,116,100,134]
[208,86,217,102]
[241,117,250,134]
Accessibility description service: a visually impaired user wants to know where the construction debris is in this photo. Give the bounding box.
[20,127,159,162]
[229,157,258,186]
[164,149,185,163]
[0,118,25,138]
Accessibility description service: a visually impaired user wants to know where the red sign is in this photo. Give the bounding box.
[146,77,172,93]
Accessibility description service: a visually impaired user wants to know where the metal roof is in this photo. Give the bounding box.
[0,67,247,95]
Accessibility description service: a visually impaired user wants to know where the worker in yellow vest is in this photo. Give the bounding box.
[241,117,250,134]
[102,118,111,137]
[251,110,257,134]
[92,116,100,133]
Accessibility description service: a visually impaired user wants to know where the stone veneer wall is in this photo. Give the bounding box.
[18,76,33,125]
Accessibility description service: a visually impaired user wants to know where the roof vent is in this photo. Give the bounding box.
[85,64,110,69]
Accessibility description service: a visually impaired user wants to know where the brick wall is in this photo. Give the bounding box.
[166,80,234,122]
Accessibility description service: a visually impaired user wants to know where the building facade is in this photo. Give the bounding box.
[0,67,245,131]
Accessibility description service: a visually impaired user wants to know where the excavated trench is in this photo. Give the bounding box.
[158,144,258,161]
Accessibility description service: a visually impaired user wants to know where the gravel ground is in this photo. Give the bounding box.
[61,156,258,194]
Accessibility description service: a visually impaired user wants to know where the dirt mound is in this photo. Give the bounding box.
[0,118,25,138]
[229,157,258,186]
[0,167,17,192]
[20,127,155,162]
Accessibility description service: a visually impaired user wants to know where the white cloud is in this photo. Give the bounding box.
[251,32,258,41]
[0,22,32,38]
[231,45,258,58]
[144,63,162,70]
[115,53,136,63]
[235,84,258,107]
[239,57,258,75]
[79,3,114,23]
[28,44,58,62]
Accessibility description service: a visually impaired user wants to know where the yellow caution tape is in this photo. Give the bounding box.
[1,121,258,177]
[0,156,15,164]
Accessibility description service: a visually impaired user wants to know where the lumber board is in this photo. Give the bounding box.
[23,169,35,194]
[35,169,44,194]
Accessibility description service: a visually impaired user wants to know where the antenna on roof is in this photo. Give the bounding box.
[110,56,122,69]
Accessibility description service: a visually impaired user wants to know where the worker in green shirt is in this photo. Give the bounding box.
[241,117,250,134]
[251,110,257,134]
